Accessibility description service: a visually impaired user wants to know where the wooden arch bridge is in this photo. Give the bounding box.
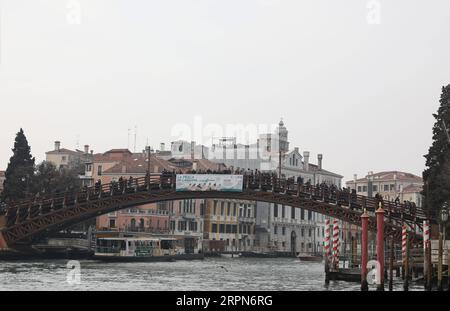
[0,174,434,249]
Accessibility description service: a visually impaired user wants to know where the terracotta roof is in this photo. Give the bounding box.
[103,156,176,175]
[347,171,422,183]
[91,153,118,163]
[104,149,132,155]
[402,184,423,193]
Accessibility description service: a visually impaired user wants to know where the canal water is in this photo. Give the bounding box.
[0,258,422,291]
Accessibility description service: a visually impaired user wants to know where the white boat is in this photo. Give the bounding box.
[94,237,204,262]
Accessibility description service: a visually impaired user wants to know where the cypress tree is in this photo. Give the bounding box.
[1,129,35,202]
[422,85,450,218]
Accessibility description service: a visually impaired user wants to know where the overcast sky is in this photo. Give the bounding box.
[0,0,449,182]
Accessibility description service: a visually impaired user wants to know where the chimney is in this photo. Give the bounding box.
[160,143,165,152]
[318,154,323,170]
[54,141,61,151]
[191,141,196,160]
[353,174,358,182]
[294,147,299,153]
[84,145,89,154]
[303,151,310,171]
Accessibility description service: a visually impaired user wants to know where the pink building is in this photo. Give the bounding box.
[96,203,170,234]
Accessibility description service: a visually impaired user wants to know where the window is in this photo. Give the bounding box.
[390,184,395,191]
[273,204,278,218]
[227,202,231,216]
[226,224,231,233]
[62,156,67,162]
[220,202,224,215]
[213,201,217,215]
[282,227,286,235]
[301,228,304,237]
[373,185,378,192]
[86,164,92,172]
[308,229,312,237]
[109,219,116,228]
[233,203,237,216]
[384,185,389,191]
[362,186,367,192]
[301,209,305,220]
[98,165,103,176]
[274,225,278,235]
[291,207,295,219]
[281,205,285,218]
[212,223,218,233]
[357,186,362,192]
[219,224,225,233]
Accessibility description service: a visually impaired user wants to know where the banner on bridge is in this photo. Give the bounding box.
[176,174,243,192]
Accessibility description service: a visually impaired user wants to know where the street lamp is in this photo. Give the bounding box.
[441,202,449,223]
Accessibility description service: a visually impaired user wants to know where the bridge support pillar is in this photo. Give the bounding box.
[0,232,8,250]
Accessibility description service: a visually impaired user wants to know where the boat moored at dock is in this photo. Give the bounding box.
[94,236,204,262]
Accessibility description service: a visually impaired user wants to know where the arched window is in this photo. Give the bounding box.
[130,218,136,231]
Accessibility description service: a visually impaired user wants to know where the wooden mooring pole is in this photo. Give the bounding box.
[389,237,394,291]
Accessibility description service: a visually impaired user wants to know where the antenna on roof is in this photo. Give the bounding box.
[134,125,137,153]
[127,128,131,149]
[76,134,80,149]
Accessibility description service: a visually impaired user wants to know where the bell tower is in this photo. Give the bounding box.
[276,118,289,153]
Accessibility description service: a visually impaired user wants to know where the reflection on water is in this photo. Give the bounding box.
[0,258,422,291]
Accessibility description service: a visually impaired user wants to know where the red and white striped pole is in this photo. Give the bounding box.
[332,219,340,269]
[324,219,331,261]
[324,219,331,278]
[423,220,431,290]
[402,225,408,266]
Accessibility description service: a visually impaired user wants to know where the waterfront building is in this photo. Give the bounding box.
[96,203,170,234]
[255,202,327,255]
[203,199,256,252]
[346,171,424,206]
[206,120,343,255]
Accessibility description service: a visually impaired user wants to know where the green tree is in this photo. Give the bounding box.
[422,85,450,218]
[1,129,35,202]
[33,161,82,195]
